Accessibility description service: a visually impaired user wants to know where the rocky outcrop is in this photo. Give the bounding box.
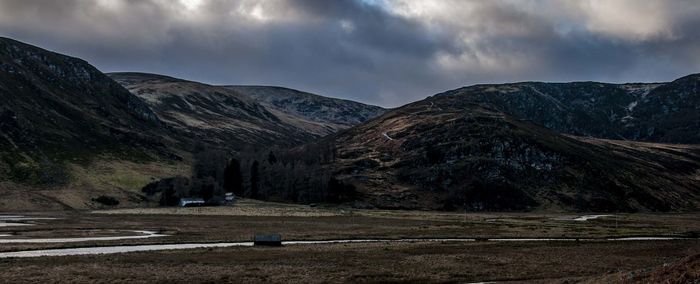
[623,74,700,143]
[436,76,699,143]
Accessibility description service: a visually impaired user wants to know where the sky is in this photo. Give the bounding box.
[1,0,699,107]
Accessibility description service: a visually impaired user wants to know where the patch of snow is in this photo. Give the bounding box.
[382,132,394,141]
[619,84,660,99]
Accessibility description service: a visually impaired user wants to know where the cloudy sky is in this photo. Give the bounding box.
[1,0,699,107]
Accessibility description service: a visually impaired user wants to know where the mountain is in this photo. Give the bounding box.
[1,36,698,212]
[0,36,385,211]
[109,73,386,148]
[282,76,700,212]
[108,72,316,149]
[226,86,386,136]
[297,98,700,212]
[435,76,699,143]
[0,37,177,186]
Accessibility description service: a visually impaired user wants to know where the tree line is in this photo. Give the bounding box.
[142,142,357,206]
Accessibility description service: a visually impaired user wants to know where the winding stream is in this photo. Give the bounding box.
[0,215,58,227]
[573,215,612,221]
[0,223,33,227]
[0,230,166,243]
[0,237,693,258]
[0,214,694,258]
[0,242,254,258]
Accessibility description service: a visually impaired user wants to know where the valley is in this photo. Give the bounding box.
[2,36,698,213]
[0,200,697,282]
[0,36,698,283]
[2,1,700,283]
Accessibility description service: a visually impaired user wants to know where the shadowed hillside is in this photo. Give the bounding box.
[0,37,179,186]
[0,38,388,211]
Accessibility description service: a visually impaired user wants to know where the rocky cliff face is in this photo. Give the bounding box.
[226,86,386,136]
[0,37,174,185]
[623,74,700,143]
[435,76,699,143]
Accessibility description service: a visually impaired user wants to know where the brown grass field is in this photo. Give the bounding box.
[0,200,698,283]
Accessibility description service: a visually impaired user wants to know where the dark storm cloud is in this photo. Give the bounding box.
[0,0,698,107]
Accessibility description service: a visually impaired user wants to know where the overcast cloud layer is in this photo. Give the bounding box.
[1,0,699,107]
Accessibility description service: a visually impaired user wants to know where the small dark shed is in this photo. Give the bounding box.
[254,234,282,246]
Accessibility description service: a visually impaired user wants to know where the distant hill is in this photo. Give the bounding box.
[226,86,386,136]
[109,72,315,149]
[109,73,387,147]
